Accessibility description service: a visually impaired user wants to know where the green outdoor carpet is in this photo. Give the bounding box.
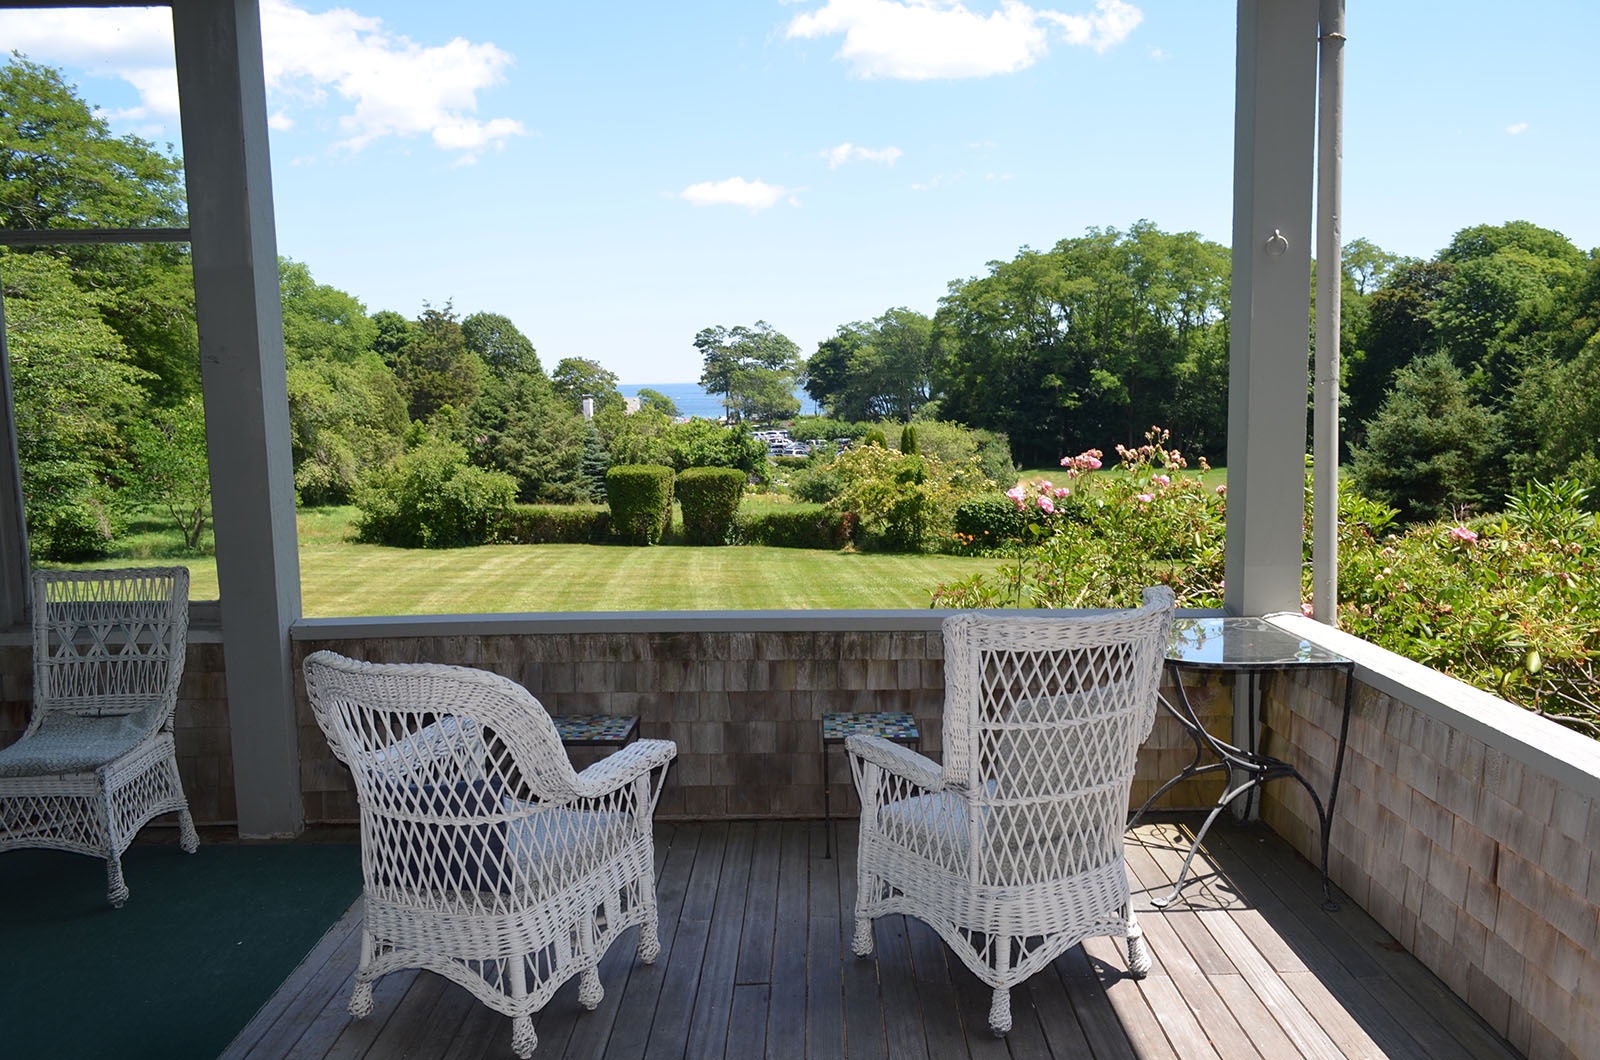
[0,836,361,1060]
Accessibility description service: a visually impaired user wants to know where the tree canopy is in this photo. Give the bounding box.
[695,320,802,423]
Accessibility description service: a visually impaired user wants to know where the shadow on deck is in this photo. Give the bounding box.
[222,818,1523,1060]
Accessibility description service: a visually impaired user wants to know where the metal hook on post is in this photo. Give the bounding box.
[1264,229,1289,257]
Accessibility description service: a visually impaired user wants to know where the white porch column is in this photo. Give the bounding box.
[1225,0,1319,617]
[172,0,304,836]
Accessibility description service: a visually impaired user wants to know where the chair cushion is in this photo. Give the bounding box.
[0,711,163,777]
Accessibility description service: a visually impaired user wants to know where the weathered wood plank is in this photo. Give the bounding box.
[768,822,812,1060]
[228,900,364,1060]
[643,823,725,1060]
[682,822,754,1060]
[219,822,1525,1060]
[725,984,769,1060]
[594,824,702,1060]
[736,821,781,986]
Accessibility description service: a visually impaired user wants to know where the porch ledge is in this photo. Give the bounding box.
[1266,612,1600,801]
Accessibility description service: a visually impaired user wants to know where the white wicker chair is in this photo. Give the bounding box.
[0,567,198,907]
[302,651,677,1059]
[847,586,1175,1035]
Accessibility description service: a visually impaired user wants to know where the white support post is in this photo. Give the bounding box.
[1312,0,1346,625]
[1225,0,1320,620]
[172,0,304,836]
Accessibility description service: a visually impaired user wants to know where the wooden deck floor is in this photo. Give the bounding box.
[221,818,1522,1060]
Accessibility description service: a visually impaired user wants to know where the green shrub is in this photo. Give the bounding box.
[907,419,1015,489]
[899,423,919,455]
[677,466,746,545]
[735,504,852,549]
[354,437,517,548]
[606,464,675,545]
[37,497,121,561]
[952,494,1023,552]
[497,504,611,543]
[826,444,980,553]
[861,427,888,448]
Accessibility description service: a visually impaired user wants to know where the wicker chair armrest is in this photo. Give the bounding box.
[571,739,678,798]
[845,734,945,792]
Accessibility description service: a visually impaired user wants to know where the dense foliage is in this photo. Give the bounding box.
[677,467,746,546]
[353,435,517,548]
[605,464,676,546]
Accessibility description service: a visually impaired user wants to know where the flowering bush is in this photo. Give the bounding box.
[827,444,985,552]
[932,428,1225,609]
[1334,477,1600,737]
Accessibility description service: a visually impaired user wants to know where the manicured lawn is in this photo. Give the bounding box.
[58,505,1004,615]
[293,542,1002,615]
[134,544,1001,615]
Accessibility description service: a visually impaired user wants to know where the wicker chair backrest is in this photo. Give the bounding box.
[940,587,1174,886]
[31,567,190,731]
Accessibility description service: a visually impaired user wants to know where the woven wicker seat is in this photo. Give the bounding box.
[303,652,677,1058]
[0,568,198,907]
[847,587,1174,1035]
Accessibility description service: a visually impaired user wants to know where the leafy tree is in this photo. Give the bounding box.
[2,56,197,404]
[635,387,679,417]
[0,56,185,232]
[1349,351,1503,522]
[661,419,766,473]
[393,301,483,424]
[1341,237,1410,297]
[370,309,414,367]
[2,248,145,557]
[695,320,802,423]
[126,394,211,549]
[934,222,1230,466]
[280,258,376,363]
[462,311,542,379]
[1505,332,1600,496]
[806,308,934,422]
[286,353,407,505]
[552,357,624,416]
[1345,260,1452,444]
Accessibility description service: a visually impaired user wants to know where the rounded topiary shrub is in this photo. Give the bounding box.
[606,464,676,545]
[677,466,746,545]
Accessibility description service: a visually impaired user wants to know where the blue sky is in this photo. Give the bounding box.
[3,1,1596,383]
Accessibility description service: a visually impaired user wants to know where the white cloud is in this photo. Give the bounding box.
[824,142,904,168]
[785,0,1142,80]
[1506,121,1529,135]
[679,177,800,211]
[0,1,526,160]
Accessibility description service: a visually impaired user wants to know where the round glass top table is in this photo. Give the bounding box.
[1129,616,1356,911]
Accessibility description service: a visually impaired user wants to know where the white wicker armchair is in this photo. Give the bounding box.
[847,586,1175,1035]
[0,567,198,907]
[302,651,677,1059]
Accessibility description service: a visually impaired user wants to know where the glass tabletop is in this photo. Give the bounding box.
[1166,617,1351,670]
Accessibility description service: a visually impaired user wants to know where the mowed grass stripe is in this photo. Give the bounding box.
[290,543,1004,615]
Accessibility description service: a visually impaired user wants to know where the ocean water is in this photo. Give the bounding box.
[619,382,820,420]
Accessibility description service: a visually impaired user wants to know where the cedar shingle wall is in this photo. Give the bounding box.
[287,631,1225,824]
[1261,672,1598,1060]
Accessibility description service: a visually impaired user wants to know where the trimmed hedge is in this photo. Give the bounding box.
[678,467,746,545]
[497,504,611,544]
[606,464,676,545]
[735,504,853,550]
